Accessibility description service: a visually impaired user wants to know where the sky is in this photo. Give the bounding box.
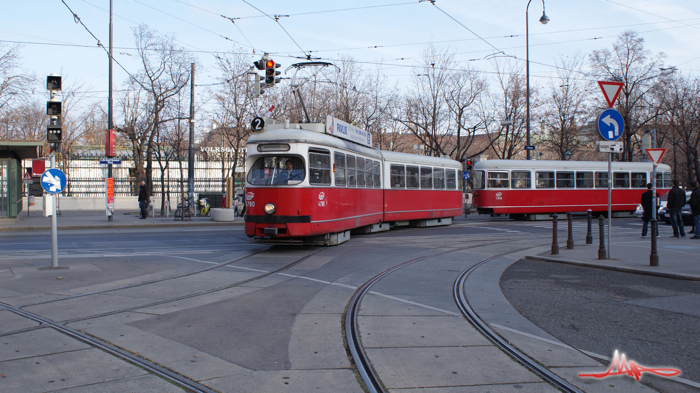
[3,0,700,115]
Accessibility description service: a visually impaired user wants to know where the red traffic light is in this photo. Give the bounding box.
[266,60,275,68]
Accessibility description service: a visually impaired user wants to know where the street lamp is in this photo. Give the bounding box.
[564,150,572,161]
[526,0,549,160]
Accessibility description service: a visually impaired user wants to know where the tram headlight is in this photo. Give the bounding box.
[264,203,276,215]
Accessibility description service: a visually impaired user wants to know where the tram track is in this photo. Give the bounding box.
[343,240,509,393]
[344,240,584,393]
[453,250,584,393]
[0,246,328,391]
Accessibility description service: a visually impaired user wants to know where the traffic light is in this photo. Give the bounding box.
[466,158,473,170]
[47,75,62,91]
[46,74,62,144]
[253,59,266,71]
[47,117,62,143]
[265,60,281,86]
[46,101,61,116]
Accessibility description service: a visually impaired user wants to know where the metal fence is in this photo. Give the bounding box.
[22,157,245,197]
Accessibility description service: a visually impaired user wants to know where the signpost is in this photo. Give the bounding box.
[597,81,625,259]
[41,165,66,268]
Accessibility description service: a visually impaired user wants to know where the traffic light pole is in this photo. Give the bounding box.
[50,151,59,268]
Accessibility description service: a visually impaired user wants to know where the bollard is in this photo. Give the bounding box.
[567,211,574,249]
[598,215,607,259]
[586,209,593,244]
[650,218,659,266]
[551,213,559,255]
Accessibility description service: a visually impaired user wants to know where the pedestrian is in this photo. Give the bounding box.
[667,179,686,238]
[689,181,700,239]
[138,180,150,219]
[640,183,658,238]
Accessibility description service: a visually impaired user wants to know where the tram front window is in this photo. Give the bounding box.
[247,156,306,185]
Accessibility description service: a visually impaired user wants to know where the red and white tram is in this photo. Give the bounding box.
[244,117,463,244]
[471,159,672,219]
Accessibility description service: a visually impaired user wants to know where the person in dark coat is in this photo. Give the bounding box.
[640,183,658,238]
[138,180,150,219]
[689,181,700,239]
[667,179,686,238]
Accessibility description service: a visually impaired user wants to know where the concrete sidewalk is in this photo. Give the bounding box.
[0,210,243,232]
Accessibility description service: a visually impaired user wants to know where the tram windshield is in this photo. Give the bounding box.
[247,156,305,185]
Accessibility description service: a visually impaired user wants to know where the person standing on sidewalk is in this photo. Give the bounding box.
[667,179,686,238]
[138,180,150,219]
[641,183,658,238]
[689,181,700,239]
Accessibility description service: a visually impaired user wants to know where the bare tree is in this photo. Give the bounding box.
[478,60,529,159]
[393,45,453,157]
[541,54,592,160]
[444,66,486,161]
[658,74,700,184]
[589,30,666,162]
[116,25,194,193]
[0,44,34,113]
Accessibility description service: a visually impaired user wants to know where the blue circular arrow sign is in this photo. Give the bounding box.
[40,168,67,194]
[597,109,624,141]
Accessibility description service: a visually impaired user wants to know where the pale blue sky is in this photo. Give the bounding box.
[3,0,700,105]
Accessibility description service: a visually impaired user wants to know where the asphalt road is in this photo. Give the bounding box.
[501,259,700,393]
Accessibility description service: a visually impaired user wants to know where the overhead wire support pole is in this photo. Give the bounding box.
[107,0,113,222]
[188,63,195,204]
[525,0,549,160]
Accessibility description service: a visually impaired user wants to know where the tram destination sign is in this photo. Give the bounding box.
[326,116,372,148]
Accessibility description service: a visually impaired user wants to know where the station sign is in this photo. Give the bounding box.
[524,145,535,151]
[99,159,122,165]
[326,116,372,148]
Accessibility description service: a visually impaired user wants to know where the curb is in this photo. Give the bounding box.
[0,221,244,232]
[525,255,700,281]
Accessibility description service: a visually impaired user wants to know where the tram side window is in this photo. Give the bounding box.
[535,171,554,188]
[366,160,374,188]
[446,169,457,189]
[556,171,574,188]
[631,172,646,188]
[613,172,630,188]
[390,164,405,188]
[356,157,366,187]
[511,171,531,189]
[373,161,381,188]
[406,166,419,189]
[488,171,509,188]
[309,152,331,185]
[474,170,485,189]
[656,172,671,189]
[576,172,593,188]
[420,167,433,189]
[434,168,445,189]
[595,172,608,188]
[334,152,346,186]
[347,155,356,187]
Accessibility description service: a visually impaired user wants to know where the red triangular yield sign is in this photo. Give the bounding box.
[646,148,666,166]
[598,81,624,108]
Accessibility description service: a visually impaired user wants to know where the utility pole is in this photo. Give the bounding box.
[107,0,114,221]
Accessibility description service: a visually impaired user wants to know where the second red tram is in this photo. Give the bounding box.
[470,159,672,219]
[244,117,463,244]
